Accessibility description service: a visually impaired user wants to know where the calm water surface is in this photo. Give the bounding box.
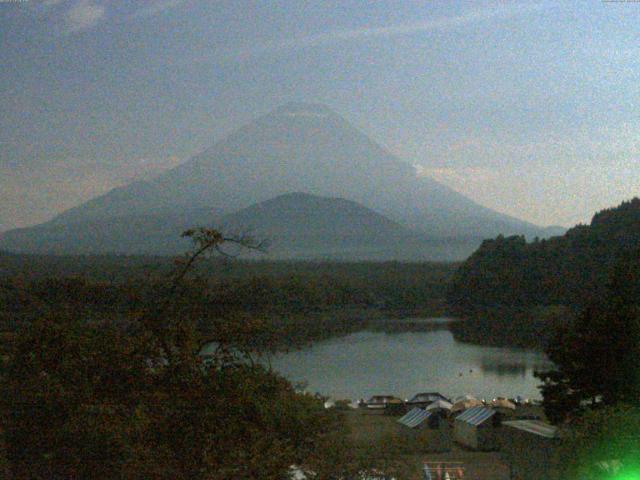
[261,321,551,401]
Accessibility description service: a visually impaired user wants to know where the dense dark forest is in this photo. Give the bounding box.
[0,254,456,350]
[447,198,640,348]
[448,198,640,309]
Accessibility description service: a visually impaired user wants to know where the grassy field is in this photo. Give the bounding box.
[343,407,545,480]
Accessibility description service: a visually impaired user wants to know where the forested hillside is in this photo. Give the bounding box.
[448,198,640,312]
[0,255,456,349]
[447,198,640,349]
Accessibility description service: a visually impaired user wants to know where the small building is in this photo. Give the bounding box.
[367,395,398,406]
[398,407,432,429]
[407,392,450,408]
[453,406,499,451]
[384,397,406,416]
[453,394,477,403]
[398,408,450,452]
[501,420,560,480]
[365,395,403,414]
[451,397,484,413]
[491,397,516,410]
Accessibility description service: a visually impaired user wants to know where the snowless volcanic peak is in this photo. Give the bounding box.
[274,102,335,118]
[0,102,553,257]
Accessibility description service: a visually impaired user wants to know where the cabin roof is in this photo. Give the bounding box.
[398,408,432,428]
[367,395,399,403]
[455,406,495,426]
[408,392,448,402]
[426,399,453,411]
[502,420,558,438]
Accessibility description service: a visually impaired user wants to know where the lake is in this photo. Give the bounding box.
[258,321,552,401]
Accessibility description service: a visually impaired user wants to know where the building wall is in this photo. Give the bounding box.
[477,424,498,451]
[500,428,560,480]
[454,421,498,451]
[454,420,478,449]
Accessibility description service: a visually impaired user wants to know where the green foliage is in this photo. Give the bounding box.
[448,198,640,312]
[535,248,640,423]
[448,305,569,349]
[557,404,640,479]
[447,198,640,350]
[0,314,157,479]
[1,312,356,479]
[0,229,362,479]
[0,258,456,350]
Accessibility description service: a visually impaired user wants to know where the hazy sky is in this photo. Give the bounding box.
[1,0,639,232]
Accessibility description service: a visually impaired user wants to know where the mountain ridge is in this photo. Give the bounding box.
[0,103,559,259]
[0,192,482,260]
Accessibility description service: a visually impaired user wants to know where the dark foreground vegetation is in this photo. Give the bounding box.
[532,246,640,478]
[1,199,638,477]
[0,229,431,479]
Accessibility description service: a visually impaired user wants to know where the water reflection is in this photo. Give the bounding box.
[267,325,551,401]
[366,317,454,334]
[480,360,528,379]
[479,357,553,379]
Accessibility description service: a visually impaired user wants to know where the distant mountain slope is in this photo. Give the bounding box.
[43,103,545,237]
[447,197,640,311]
[219,192,479,260]
[0,208,218,255]
[223,191,402,231]
[0,193,481,260]
[1,103,555,258]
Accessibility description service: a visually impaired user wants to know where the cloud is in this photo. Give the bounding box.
[244,3,545,57]
[64,0,105,33]
[129,0,186,20]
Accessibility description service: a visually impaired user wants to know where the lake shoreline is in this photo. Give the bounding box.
[203,305,551,353]
[446,305,573,351]
[224,326,552,402]
[197,305,451,352]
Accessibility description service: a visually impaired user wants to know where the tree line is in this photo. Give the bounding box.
[448,198,640,311]
[0,256,455,351]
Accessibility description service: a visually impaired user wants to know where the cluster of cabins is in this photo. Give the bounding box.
[361,392,560,480]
